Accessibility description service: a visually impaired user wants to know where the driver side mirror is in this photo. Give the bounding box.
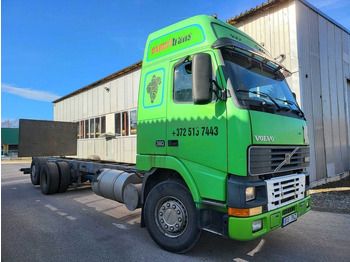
[192,53,212,105]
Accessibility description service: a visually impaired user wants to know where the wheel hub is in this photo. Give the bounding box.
[156,198,187,237]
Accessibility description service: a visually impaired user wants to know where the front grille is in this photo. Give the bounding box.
[248,146,310,176]
[266,174,305,211]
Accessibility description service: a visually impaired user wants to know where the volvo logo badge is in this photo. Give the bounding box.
[274,147,299,172]
[254,135,275,142]
[285,153,291,164]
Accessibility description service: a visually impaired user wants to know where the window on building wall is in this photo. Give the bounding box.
[77,122,79,139]
[130,110,137,135]
[90,119,95,138]
[122,111,129,136]
[114,110,137,137]
[101,116,106,134]
[78,116,106,139]
[115,113,121,136]
[85,120,89,138]
[79,121,84,139]
[95,117,100,138]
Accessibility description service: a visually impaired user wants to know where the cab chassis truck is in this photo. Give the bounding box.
[20,15,311,253]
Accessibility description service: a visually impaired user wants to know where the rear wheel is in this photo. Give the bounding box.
[144,181,201,253]
[30,157,46,185]
[40,162,59,195]
[56,162,70,193]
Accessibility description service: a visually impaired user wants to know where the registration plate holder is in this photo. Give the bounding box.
[282,212,298,227]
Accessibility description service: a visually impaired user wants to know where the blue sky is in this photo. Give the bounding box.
[2,0,349,123]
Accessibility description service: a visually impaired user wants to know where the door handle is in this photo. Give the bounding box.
[168,140,178,147]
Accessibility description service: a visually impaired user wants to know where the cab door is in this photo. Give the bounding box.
[166,51,228,201]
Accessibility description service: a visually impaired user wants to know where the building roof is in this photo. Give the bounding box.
[226,0,289,25]
[53,60,142,103]
[1,128,19,145]
[226,0,350,35]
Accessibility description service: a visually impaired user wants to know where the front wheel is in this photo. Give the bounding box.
[144,181,201,253]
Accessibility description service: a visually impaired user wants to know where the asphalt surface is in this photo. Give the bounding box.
[2,163,350,262]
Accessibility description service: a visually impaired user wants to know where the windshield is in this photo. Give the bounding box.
[221,49,301,116]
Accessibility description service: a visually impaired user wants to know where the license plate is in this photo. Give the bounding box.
[282,212,298,227]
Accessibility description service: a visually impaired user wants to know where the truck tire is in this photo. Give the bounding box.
[144,181,201,253]
[40,162,59,195]
[30,157,46,185]
[56,162,70,193]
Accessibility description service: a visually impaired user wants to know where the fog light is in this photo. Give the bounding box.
[252,219,263,233]
[246,187,256,202]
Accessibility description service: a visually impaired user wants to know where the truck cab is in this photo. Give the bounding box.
[137,15,310,252]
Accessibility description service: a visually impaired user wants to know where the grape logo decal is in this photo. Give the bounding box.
[143,68,165,109]
[147,75,161,103]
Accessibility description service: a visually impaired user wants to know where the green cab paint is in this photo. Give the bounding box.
[228,196,311,241]
[250,111,307,145]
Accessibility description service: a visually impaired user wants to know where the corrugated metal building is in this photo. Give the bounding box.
[53,0,350,185]
[227,0,350,185]
[54,62,141,163]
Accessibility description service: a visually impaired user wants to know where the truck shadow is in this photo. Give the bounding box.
[189,232,265,260]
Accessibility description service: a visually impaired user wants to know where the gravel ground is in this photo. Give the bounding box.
[310,175,350,214]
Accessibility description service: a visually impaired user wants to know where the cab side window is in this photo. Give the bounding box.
[173,62,193,103]
[173,59,217,103]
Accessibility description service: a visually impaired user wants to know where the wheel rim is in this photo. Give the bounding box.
[31,165,36,180]
[155,196,188,238]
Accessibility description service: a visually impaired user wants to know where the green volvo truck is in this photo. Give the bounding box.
[21,15,311,253]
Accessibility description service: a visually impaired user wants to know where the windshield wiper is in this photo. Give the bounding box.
[236,89,281,111]
[275,98,306,120]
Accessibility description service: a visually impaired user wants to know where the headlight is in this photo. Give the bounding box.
[246,187,256,202]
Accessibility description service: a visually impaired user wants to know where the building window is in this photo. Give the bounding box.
[90,119,95,138]
[78,116,106,139]
[122,111,129,136]
[115,110,137,137]
[85,120,89,138]
[95,117,100,138]
[101,116,106,134]
[77,122,80,139]
[78,121,84,139]
[115,113,121,136]
[130,110,137,135]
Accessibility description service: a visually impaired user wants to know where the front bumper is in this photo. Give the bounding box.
[228,196,311,241]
